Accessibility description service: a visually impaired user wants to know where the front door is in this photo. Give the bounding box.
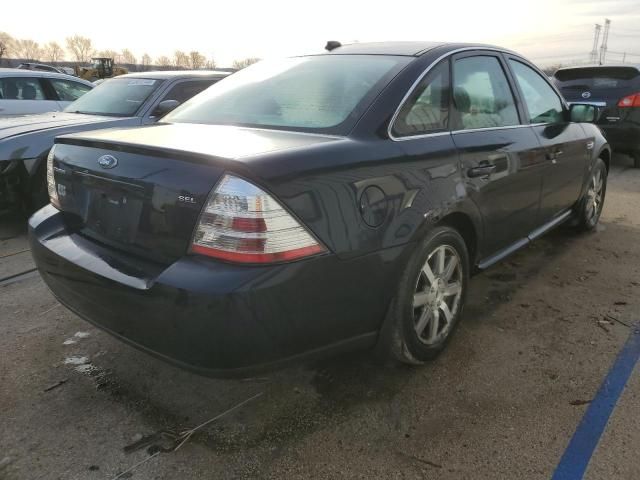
[506,58,588,221]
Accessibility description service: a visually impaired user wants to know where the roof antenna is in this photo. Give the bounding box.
[325,41,342,52]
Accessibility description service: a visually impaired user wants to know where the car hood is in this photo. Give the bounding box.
[57,123,342,160]
[0,112,138,161]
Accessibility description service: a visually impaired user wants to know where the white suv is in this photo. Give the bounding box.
[0,68,93,117]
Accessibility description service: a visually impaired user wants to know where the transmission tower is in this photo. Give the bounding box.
[590,24,602,63]
[599,19,611,65]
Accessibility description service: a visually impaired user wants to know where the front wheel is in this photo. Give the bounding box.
[575,158,607,231]
[390,226,469,364]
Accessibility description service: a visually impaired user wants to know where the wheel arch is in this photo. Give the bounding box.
[435,211,478,268]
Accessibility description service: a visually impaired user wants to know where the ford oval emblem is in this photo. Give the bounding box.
[581,91,592,99]
[98,154,118,169]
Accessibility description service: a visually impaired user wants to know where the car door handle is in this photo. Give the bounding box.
[467,164,497,178]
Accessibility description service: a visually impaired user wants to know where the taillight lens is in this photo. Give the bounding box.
[617,92,640,108]
[46,146,60,208]
[190,175,326,264]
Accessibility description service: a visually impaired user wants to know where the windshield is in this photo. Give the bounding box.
[65,78,163,116]
[165,55,411,134]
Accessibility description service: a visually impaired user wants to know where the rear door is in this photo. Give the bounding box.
[450,52,545,258]
[507,58,587,220]
[0,77,60,116]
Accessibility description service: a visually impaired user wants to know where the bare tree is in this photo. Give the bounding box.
[173,50,190,69]
[156,55,172,67]
[66,35,94,63]
[189,51,205,69]
[16,39,42,61]
[43,42,64,63]
[0,32,15,63]
[96,49,122,64]
[205,57,217,69]
[232,57,260,70]
[141,53,152,70]
[121,49,136,65]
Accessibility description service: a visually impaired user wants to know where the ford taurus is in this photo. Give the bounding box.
[29,42,610,376]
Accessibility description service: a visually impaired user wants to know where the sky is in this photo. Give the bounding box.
[4,0,640,67]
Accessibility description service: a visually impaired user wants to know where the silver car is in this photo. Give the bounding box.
[0,69,93,117]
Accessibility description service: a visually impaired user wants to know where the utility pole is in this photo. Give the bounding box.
[599,18,611,65]
[590,24,602,63]
[622,52,626,63]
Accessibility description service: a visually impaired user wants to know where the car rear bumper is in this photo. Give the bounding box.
[29,205,404,377]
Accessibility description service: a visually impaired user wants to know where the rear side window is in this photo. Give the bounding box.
[509,60,563,124]
[0,77,46,100]
[49,79,92,101]
[452,56,519,130]
[392,60,450,137]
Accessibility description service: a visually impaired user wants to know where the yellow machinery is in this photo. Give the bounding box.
[74,58,128,81]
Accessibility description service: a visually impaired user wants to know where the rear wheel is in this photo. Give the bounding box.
[390,227,469,364]
[575,158,607,231]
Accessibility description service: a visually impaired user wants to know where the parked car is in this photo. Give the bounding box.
[30,42,610,377]
[0,70,231,210]
[17,62,74,76]
[553,64,640,167]
[0,69,93,117]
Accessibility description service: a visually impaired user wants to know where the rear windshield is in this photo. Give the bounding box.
[164,55,412,135]
[64,77,163,116]
[554,67,639,88]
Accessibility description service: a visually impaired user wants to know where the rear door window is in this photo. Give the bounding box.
[452,56,519,130]
[509,60,564,124]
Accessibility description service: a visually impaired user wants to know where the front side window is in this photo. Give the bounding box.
[50,79,92,102]
[165,55,412,135]
[453,56,519,130]
[0,78,46,100]
[510,60,563,124]
[392,60,450,137]
[160,80,216,105]
[64,77,163,116]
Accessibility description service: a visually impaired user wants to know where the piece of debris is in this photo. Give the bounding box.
[570,399,592,406]
[64,356,89,365]
[115,391,264,479]
[606,314,632,328]
[614,301,628,306]
[43,379,68,392]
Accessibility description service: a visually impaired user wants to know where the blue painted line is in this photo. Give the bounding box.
[551,326,640,480]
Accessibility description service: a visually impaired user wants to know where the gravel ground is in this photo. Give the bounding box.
[1,154,638,480]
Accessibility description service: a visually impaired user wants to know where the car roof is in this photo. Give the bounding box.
[322,41,516,57]
[0,68,94,85]
[117,70,233,80]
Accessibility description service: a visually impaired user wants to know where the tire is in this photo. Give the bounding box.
[575,158,607,231]
[389,226,470,364]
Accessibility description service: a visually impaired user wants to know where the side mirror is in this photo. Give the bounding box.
[569,103,602,123]
[152,99,180,118]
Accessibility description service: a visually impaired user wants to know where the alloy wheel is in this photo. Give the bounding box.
[585,168,604,222]
[412,245,463,345]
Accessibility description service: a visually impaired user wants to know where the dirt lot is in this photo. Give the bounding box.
[1,154,639,480]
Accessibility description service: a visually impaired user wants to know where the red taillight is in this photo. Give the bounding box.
[190,175,326,264]
[617,92,640,108]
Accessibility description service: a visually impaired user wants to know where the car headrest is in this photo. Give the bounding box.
[4,81,19,99]
[22,84,37,100]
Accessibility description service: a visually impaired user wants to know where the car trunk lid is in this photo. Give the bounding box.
[51,123,340,264]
